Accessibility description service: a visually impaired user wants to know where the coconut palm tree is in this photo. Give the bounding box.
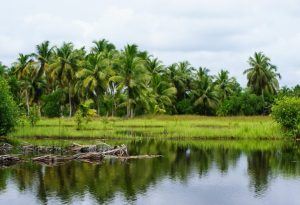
[192,68,218,115]
[13,54,33,80]
[91,39,116,54]
[244,52,281,97]
[111,44,149,118]
[34,41,53,81]
[76,53,113,115]
[151,74,176,114]
[13,54,36,114]
[167,61,193,101]
[49,43,84,117]
[215,70,236,101]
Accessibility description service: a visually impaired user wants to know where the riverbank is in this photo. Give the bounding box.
[9,115,285,140]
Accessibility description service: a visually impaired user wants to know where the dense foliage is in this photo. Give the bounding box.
[0,77,18,135]
[272,97,300,136]
[0,40,293,118]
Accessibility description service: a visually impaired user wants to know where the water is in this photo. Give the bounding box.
[0,139,300,205]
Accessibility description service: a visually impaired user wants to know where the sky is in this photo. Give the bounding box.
[0,0,299,86]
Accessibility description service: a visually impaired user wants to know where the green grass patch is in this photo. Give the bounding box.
[8,115,285,140]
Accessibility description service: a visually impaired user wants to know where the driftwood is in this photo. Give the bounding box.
[0,143,13,153]
[0,155,21,166]
[73,152,104,163]
[68,143,112,153]
[0,143,162,166]
[102,145,128,156]
[22,145,63,154]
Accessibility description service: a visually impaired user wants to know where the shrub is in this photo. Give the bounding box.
[41,89,64,117]
[0,77,18,135]
[28,105,40,127]
[217,92,264,116]
[79,100,97,123]
[75,110,83,130]
[271,97,300,136]
[176,99,193,114]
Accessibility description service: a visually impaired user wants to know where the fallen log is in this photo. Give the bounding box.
[101,144,128,156]
[73,152,104,163]
[68,143,112,153]
[22,145,63,154]
[0,143,13,153]
[0,155,21,166]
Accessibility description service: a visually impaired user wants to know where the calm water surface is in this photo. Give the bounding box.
[0,139,300,205]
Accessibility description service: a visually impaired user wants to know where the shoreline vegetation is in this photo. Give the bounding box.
[9,115,284,140]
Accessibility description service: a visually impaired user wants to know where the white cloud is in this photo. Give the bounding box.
[0,0,299,86]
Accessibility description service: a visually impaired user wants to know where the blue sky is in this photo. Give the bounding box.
[1,0,299,86]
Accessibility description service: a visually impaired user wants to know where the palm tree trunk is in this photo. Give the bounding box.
[130,107,134,118]
[97,96,101,116]
[126,100,130,118]
[262,90,265,115]
[126,86,131,118]
[25,89,30,116]
[68,82,72,117]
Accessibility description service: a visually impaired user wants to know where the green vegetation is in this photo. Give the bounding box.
[0,77,18,136]
[9,115,284,139]
[272,97,300,136]
[0,40,299,138]
[0,40,288,119]
[28,105,40,127]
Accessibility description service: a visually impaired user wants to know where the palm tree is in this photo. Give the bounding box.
[167,61,193,101]
[34,41,53,81]
[49,43,84,117]
[13,54,35,115]
[151,74,176,114]
[146,57,164,78]
[192,68,218,114]
[76,53,112,115]
[244,52,281,97]
[215,70,236,101]
[91,39,116,54]
[13,54,33,80]
[111,44,149,118]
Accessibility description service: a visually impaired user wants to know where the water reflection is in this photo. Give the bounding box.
[0,139,300,204]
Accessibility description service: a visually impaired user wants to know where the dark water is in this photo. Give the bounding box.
[0,140,300,205]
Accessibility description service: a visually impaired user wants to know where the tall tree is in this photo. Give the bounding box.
[215,70,236,101]
[34,41,53,81]
[244,52,281,97]
[167,61,193,101]
[192,68,218,115]
[91,39,116,54]
[76,53,112,115]
[49,43,84,117]
[111,44,149,118]
[13,54,35,115]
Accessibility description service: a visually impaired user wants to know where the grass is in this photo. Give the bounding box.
[9,115,285,140]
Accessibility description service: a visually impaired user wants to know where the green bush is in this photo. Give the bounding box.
[75,110,83,130]
[28,105,40,127]
[41,89,64,117]
[217,92,264,116]
[176,99,193,114]
[0,77,18,135]
[271,97,300,136]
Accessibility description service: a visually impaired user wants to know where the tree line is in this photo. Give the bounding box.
[0,39,298,118]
